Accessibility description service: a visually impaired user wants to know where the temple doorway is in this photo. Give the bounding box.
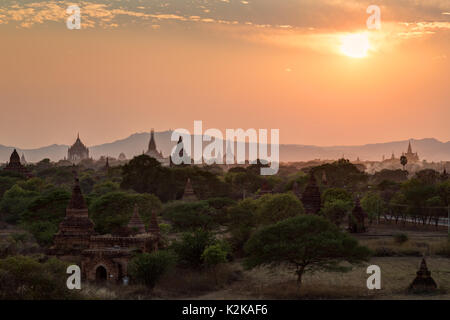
[95,266,107,282]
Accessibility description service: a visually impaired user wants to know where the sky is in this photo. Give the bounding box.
[0,0,449,148]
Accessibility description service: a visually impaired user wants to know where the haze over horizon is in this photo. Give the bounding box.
[0,130,449,150]
[0,0,448,149]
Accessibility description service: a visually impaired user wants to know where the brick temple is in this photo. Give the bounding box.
[3,149,32,178]
[50,175,161,283]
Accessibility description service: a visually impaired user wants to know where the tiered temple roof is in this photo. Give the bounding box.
[3,149,32,178]
[408,258,437,293]
[68,134,89,163]
[145,129,169,166]
[51,174,95,255]
[127,204,146,235]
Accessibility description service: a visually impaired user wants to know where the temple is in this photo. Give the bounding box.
[382,141,419,164]
[301,173,321,214]
[127,204,146,235]
[402,141,419,162]
[50,175,96,256]
[50,174,161,283]
[3,149,32,178]
[118,152,127,161]
[68,134,90,163]
[408,258,437,293]
[145,129,170,166]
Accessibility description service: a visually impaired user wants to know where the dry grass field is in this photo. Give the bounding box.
[82,223,450,300]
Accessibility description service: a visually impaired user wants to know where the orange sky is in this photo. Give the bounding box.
[0,0,449,148]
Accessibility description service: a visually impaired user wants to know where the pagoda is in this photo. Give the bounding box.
[145,129,169,166]
[408,258,437,293]
[402,140,419,162]
[51,174,95,255]
[127,204,146,235]
[301,173,321,214]
[68,134,89,163]
[3,149,32,178]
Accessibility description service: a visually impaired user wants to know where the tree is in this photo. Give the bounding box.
[322,188,353,205]
[0,255,81,299]
[162,201,216,231]
[256,193,304,225]
[371,169,408,185]
[244,215,371,288]
[201,244,228,284]
[0,185,39,224]
[226,198,259,254]
[89,191,162,234]
[171,229,216,268]
[128,251,177,288]
[361,192,384,224]
[320,199,352,226]
[310,160,368,191]
[121,155,175,201]
[400,155,408,171]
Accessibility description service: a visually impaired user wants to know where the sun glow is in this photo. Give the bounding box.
[340,33,370,58]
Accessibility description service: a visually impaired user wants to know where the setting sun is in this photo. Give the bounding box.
[340,33,370,58]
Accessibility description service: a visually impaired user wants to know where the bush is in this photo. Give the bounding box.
[162,201,216,231]
[393,233,409,244]
[128,251,177,289]
[89,192,162,234]
[201,244,229,284]
[321,199,352,226]
[0,255,81,299]
[171,230,216,268]
[435,241,450,258]
[256,193,304,225]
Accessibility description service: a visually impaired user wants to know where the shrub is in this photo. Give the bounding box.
[128,251,177,289]
[171,230,216,268]
[393,233,409,244]
[162,201,216,231]
[0,255,81,299]
[435,241,450,258]
[201,244,229,284]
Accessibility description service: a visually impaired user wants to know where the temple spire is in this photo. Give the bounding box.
[128,204,145,234]
[68,175,87,210]
[407,140,413,154]
[148,129,157,152]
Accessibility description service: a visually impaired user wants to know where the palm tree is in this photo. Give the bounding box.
[400,155,408,171]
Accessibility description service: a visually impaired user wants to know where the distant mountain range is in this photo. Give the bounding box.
[1,132,449,163]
